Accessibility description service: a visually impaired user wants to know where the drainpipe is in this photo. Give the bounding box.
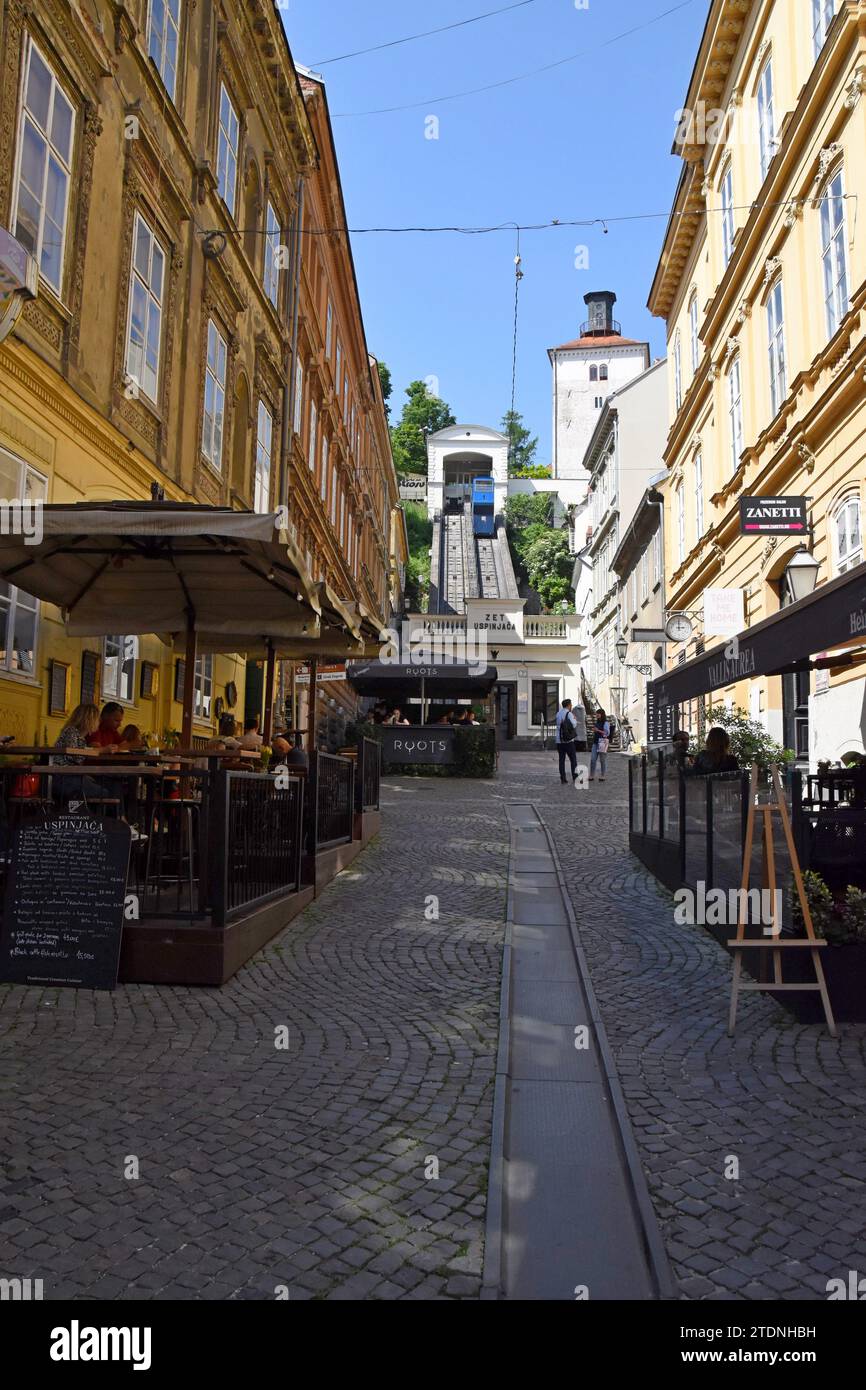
[281,175,305,511]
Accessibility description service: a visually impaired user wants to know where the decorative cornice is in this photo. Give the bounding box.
[763,255,782,286]
[844,65,866,110]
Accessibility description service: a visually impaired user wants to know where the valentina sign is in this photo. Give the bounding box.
[739,496,807,534]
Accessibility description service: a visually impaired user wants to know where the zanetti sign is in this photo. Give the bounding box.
[739,496,808,534]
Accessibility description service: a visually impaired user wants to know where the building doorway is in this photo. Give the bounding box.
[494,682,517,741]
[779,581,809,762]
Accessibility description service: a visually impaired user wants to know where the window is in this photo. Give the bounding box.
[325,299,333,358]
[293,358,304,434]
[652,525,661,585]
[263,201,280,306]
[689,294,699,373]
[330,464,338,526]
[757,59,775,181]
[202,319,227,470]
[640,547,649,602]
[813,0,837,59]
[124,213,165,403]
[194,654,213,720]
[630,568,637,616]
[820,169,849,338]
[147,0,181,101]
[599,364,608,382]
[720,162,734,268]
[766,278,786,416]
[727,354,743,470]
[0,449,46,675]
[103,634,138,703]
[340,490,346,547]
[216,83,239,213]
[531,680,559,726]
[308,399,318,472]
[589,364,598,382]
[694,450,704,536]
[12,39,75,294]
[833,495,862,574]
[320,435,329,502]
[677,483,685,564]
[254,400,272,512]
[594,396,604,409]
[335,340,342,391]
[674,331,683,412]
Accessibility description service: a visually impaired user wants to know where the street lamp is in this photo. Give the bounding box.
[784,547,820,605]
[615,634,628,664]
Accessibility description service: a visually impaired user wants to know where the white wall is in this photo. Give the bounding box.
[551,344,649,480]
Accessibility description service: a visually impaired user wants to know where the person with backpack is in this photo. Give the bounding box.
[555,698,580,784]
[589,708,611,783]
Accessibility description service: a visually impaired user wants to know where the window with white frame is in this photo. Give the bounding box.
[254,400,272,512]
[202,319,227,470]
[720,162,734,268]
[124,212,165,403]
[757,58,775,180]
[330,465,338,526]
[833,495,862,574]
[674,331,683,412]
[308,399,318,472]
[727,354,743,470]
[766,277,786,416]
[102,634,138,703]
[320,435,329,502]
[820,168,849,339]
[694,450,704,536]
[0,449,46,675]
[677,483,685,563]
[325,299,333,358]
[652,525,661,584]
[263,201,280,306]
[293,358,304,434]
[216,82,239,214]
[147,0,181,101]
[12,39,75,295]
[194,653,213,720]
[335,340,342,392]
[813,0,837,59]
[689,293,699,373]
[340,490,346,547]
[629,567,637,617]
[640,547,649,602]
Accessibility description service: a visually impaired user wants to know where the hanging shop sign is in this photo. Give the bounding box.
[703,587,745,637]
[739,496,808,534]
[646,686,675,744]
[295,663,347,685]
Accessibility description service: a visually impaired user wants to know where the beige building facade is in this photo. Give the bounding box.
[649,0,866,764]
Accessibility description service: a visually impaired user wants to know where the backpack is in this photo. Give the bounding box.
[559,712,578,744]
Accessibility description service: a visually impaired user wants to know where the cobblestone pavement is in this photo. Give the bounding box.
[3,752,865,1300]
[496,750,866,1301]
[0,780,508,1300]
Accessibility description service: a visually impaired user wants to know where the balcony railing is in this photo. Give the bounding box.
[579,318,622,337]
[524,615,582,641]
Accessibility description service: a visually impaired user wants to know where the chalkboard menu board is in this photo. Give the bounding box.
[0,815,132,990]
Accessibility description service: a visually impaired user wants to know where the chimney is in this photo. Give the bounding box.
[583,290,618,337]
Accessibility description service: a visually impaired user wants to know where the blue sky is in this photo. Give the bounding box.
[280,0,709,461]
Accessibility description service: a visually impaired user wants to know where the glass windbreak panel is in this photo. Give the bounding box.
[662,751,682,844]
[645,749,663,837]
[683,774,708,890]
[711,773,747,897]
[629,758,644,833]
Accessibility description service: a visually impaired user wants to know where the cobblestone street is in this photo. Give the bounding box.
[2,751,866,1299]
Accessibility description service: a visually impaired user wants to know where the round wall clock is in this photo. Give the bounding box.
[664,614,693,643]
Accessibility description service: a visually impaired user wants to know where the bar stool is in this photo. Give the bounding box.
[143,790,199,923]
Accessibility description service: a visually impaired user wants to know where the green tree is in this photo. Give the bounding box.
[401,501,433,611]
[501,410,539,474]
[390,380,455,478]
[504,492,554,531]
[376,361,392,418]
[523,530,574,610]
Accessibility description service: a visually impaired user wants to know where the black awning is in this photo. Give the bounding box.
[346,661,499,698]
[648,558,866,709]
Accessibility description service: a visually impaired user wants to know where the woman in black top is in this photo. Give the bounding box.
[691,726,739,774]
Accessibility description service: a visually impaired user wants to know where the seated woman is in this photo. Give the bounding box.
[691,726,740,775]
[52,704,115,805]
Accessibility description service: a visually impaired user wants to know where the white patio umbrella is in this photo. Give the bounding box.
[0,502,322,744]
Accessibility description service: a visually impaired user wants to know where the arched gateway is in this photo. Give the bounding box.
[425,424,509,520]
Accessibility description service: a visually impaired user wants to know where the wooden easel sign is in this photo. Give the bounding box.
[728,764,837,1036]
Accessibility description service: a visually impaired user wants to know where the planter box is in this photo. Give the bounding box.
[704,922,866,1023]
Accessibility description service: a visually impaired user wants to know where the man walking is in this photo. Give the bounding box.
[555,698,579,784]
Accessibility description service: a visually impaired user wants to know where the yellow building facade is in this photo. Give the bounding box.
[0,0,397,747]
[649,0,866,763]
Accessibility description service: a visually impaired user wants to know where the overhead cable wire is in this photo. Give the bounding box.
[311,0,543,67]
[331,0,699,116]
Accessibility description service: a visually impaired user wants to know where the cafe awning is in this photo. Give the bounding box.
[346,661,499,698]
[0,502,320,638]
[648,557,866,708]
